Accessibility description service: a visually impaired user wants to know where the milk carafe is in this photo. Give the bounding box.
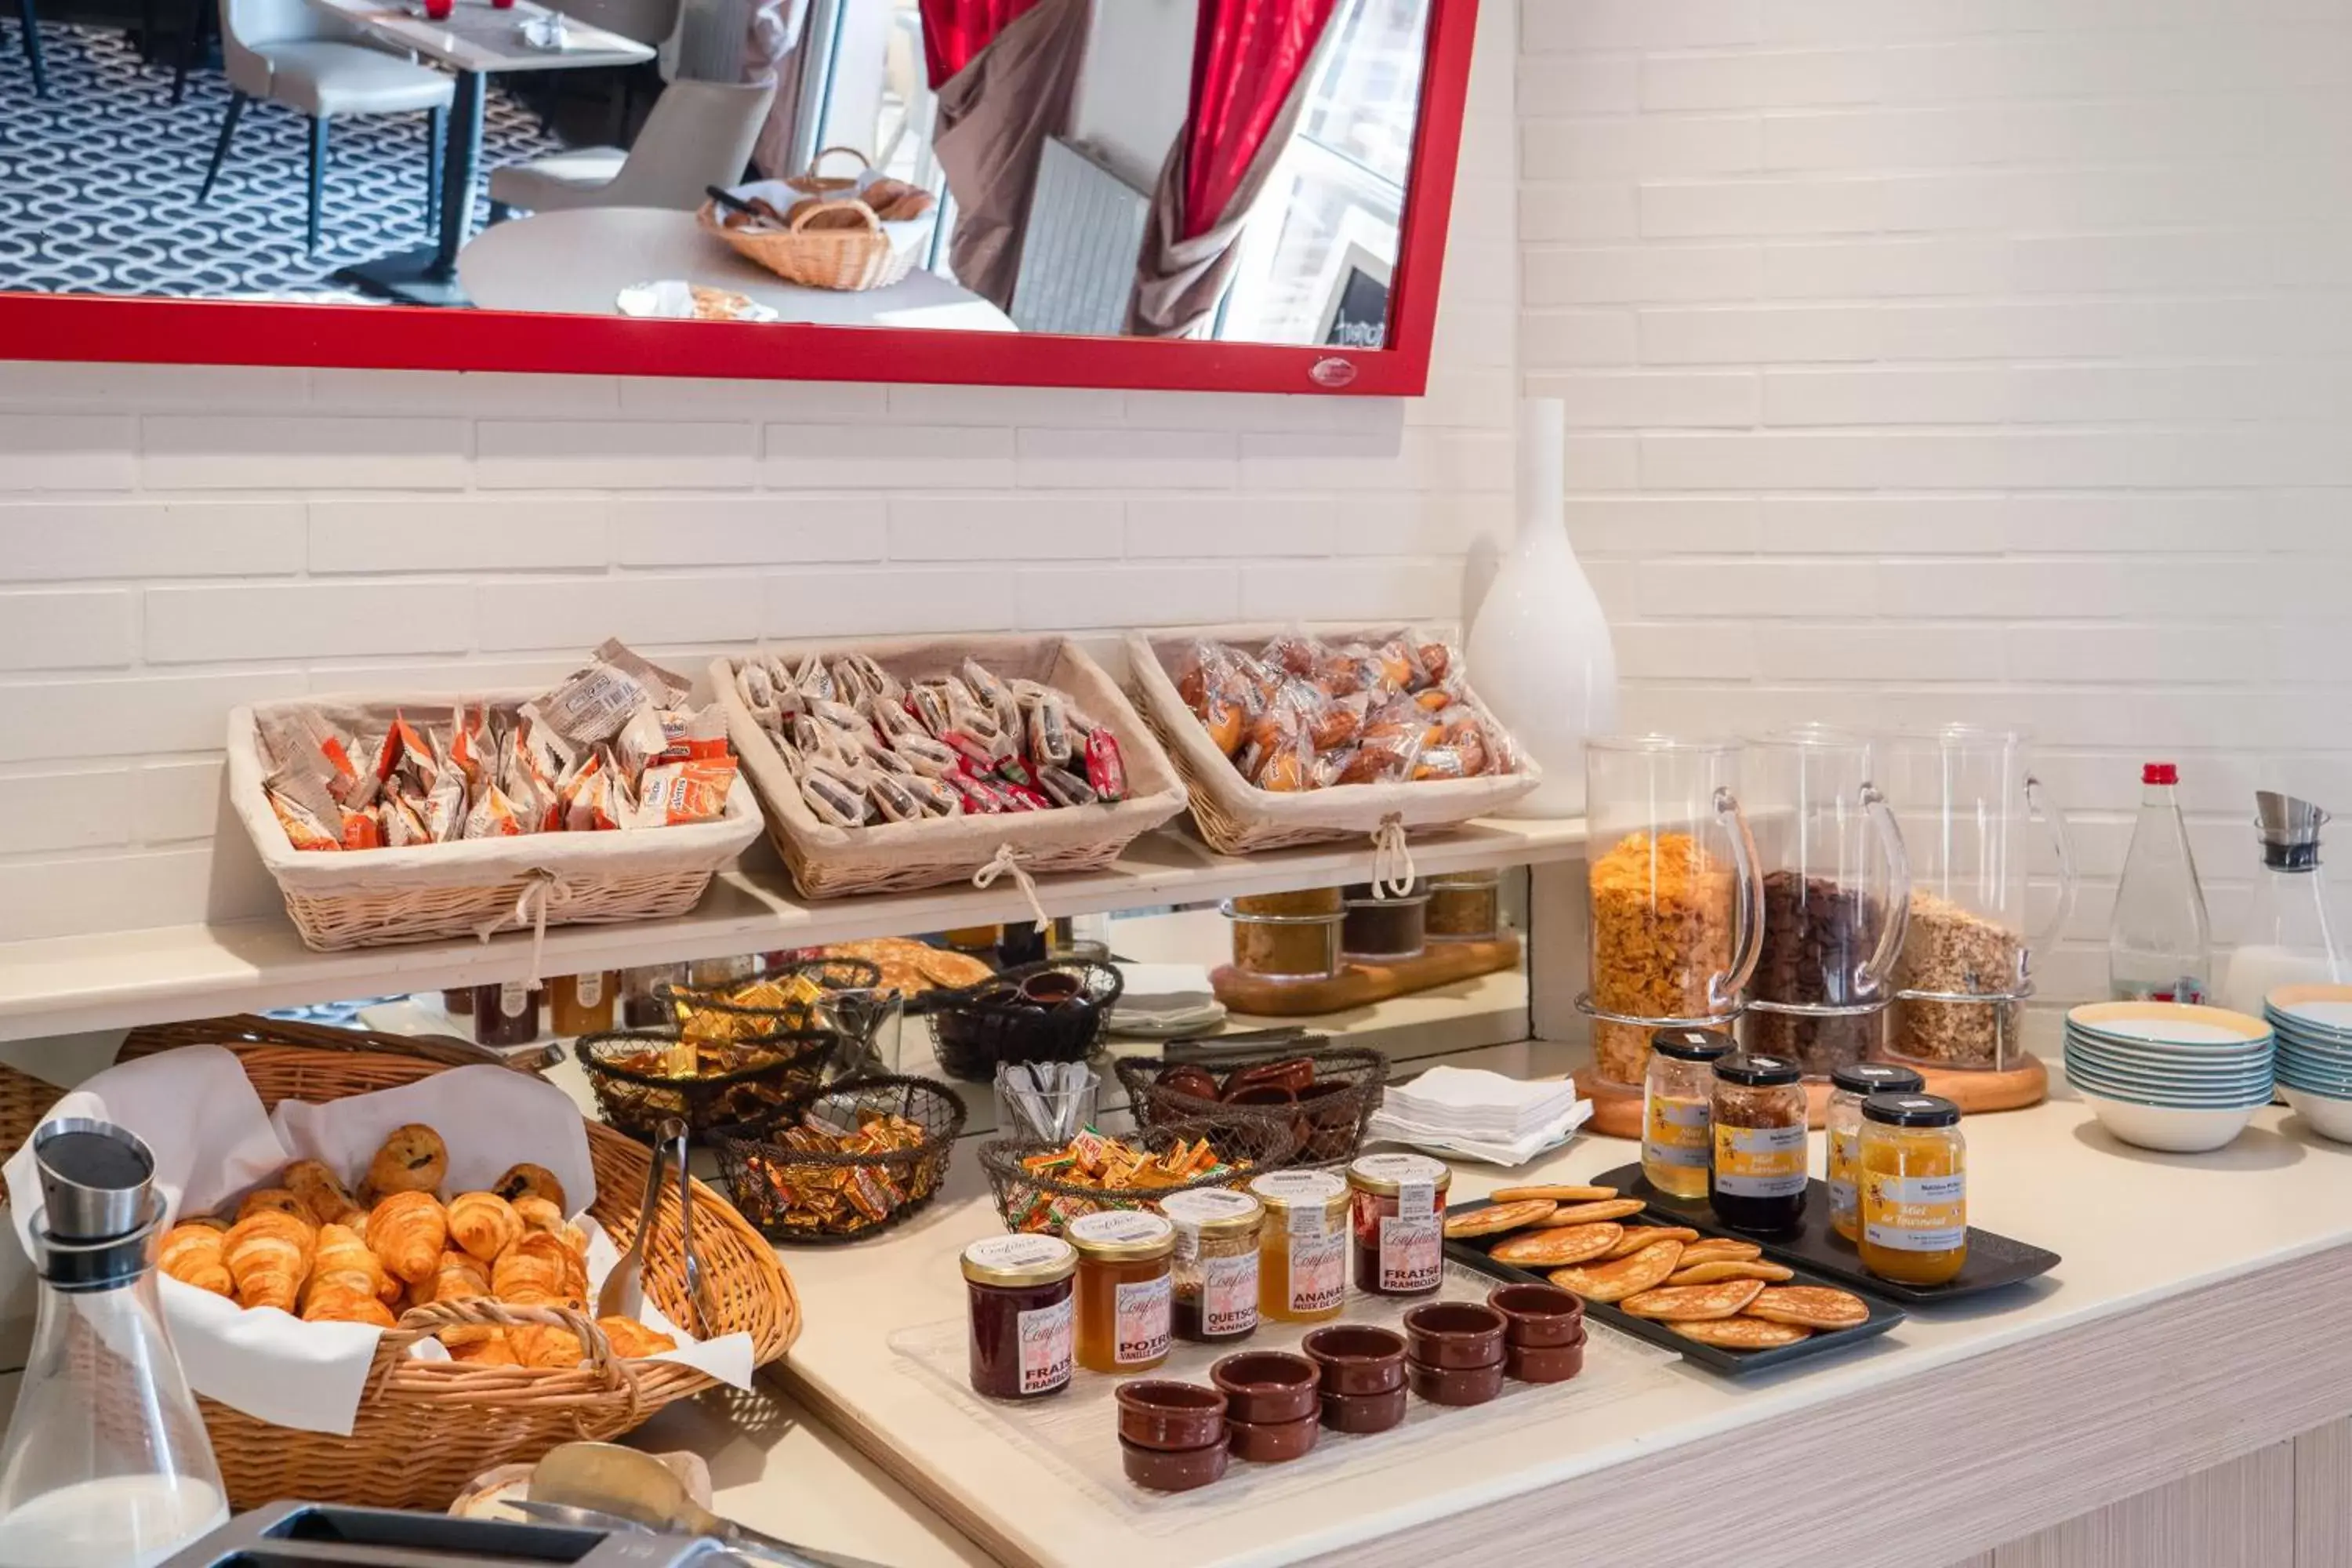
[2219,792,2344,1016]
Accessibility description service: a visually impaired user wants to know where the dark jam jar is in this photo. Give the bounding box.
[960,1234,1076,1400]
[471,979,543,1047]
[1708,1052,1809,1233]
[1160,1188,1264,1345]
[1346,1152,1451,1296]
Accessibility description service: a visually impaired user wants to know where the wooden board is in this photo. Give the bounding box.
[1210,934,1521,1017]
[1575,1051,2047,1138]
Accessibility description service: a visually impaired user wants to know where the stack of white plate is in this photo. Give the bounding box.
[2063,1001,2275,1153]
[2265,984,2352,1143]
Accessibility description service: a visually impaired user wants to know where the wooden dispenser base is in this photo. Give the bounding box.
[1576,1051,2047,1138]
[1210,934,1522,1018]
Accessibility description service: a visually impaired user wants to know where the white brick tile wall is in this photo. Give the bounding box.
[143,416,469,490]
[477,420,757,490]
[0,503,304,579]
[887,496,1122,561]
[1523,3,2352,1021]
[765,423,1016,490]
[0,590,135,670]
[608,498,887,565]
[0,768,134,852]
[475,574,764,652]
[310,499,612,572]
[146,582,477,663]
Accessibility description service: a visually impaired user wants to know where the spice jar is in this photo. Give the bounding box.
[1346,1153,1450,1297]
[1709,1052,1808,1232]
[471,979,543,1047]
[1232,888,1344,917]
[1642,1027,1734,1201]
[549,971,617,1036]
[1426,870,1502,942]
[960,1234,1076,1399]
[1858,1092,1967,1286]
[1247,1169,1348,1323]
[620,964,685,1029]
[1066,1210,1175,1374]
[1225,902,1345,982]
[1161,1188,1263,1344]
[1826,1062,1925,1242]
[1341,886,1429,962]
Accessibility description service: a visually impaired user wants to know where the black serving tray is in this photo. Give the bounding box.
[1443,1198,1905,1377]
[1591,1162,2061,1305]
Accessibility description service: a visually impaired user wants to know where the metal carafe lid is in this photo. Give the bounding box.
[33,1117,155,1242]
[2257,792,2328,871]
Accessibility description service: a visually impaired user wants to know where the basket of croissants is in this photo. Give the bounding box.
[6,1042,799,1512]
[697,147,935,292]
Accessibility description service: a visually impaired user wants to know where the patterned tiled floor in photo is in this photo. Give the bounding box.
[0,21,568,299]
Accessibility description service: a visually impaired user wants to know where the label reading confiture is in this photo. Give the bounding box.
[1114,1274,1173,1364]
[1289,1231,1346,1314]
[1380,1176,1442,1292]
[575,971,604,1008]
[1016,1296,1074,1395]
[1713,1123,1808,1199]
[1645,1094,1711,1169]
[1862,1171,1966,1253]
[1202,1252,1257,1337]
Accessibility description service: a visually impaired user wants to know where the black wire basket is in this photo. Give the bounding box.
[577,1027,836,1143]
[926,959,1124,1082]
[656,956,884,1040]
[977,1114,1298,1236]
[1114,1045,1390,1169]
[708,1074,967,1246]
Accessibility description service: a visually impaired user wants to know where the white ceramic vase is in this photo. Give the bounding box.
[1464,397,1618,818]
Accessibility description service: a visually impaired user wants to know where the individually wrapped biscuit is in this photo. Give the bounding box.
[801,769,868,828]
[1037,765,1096,808]
[632,757,736,827]
[1025,691,1073,768]
[895,732,962,779]
[866,771,924,824]
[1083,728,1127,803]
[909,682,955,737]
[267,784,342,852]
[740,659,775,710]
[463,783,525,839]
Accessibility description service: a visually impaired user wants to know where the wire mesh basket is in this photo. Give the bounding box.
[977,1116,1298,1236]
[709,1074,966,1246]
[1114,1045,1390,1168]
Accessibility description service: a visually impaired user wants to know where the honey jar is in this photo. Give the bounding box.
[1247,1169,1348,1323]
[549,971,617,1036]
[1858,1092,1968,1286]
[1709,1052,1808,1233]
[1642,1027,1733,1201]
[1825,1062,1924,1242]
[1066,1209,1175,1374]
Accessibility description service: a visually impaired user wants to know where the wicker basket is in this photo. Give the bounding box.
[229,691,763,952]
[714,635,1187,900]
[1115,1046,1390,1168]
[978,1116,1299,1236]
[699,194,914,292]
[1124,623,1544,856]
[0,1042,797,1512]
[710,1074,966,1246]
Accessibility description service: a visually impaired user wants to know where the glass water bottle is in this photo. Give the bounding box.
[2219,792,2344,1016]
[0,1120,227,1568]
[2108,762,2212,1004]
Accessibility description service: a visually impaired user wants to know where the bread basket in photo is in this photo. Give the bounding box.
[697,148,921,292]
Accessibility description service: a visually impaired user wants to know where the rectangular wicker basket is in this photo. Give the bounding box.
[1124,622,1542,856]
[714,635,1188,900]
[229,691,764,952]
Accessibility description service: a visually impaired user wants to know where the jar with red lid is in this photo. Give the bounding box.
[960,1234,1076,1400]
[1346,1152,1451,1297]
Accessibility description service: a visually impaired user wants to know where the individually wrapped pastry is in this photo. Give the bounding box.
[1247,707,1312,793]
[632,757,735,827]
[1174,639,1251,757]
[1412,746,1469,782]
[1313,689,1370,752]
[267,784,342,852]
[594,638,691,707]
[1000,782,1052,812]
[446,703,489,793]
[653,703,730,764]
[894,732,962,779]
[423,768,467,841]
[909,682,955,737]
[949,775,1006,815]
[260,707,366,807]
[1406,629,1456,687]
[866,771,924,823]
[1261,630,1324,680]
[802,770,868,828]
[613,704,671,782]
[1037,765,1096,808]
[376,713,439,794]
[536,659,653,747]
[792,655,834,704]
[960,658,1024,742]
[383,789,431,847]
[463,783,525,839]
[1083,728,1127,802]
[840,654,899,705]
[1319,642,1381,698]
[905,775,964,818]
[740,659,776,710]
[938,730,998,773]
[1025,691,1073,768]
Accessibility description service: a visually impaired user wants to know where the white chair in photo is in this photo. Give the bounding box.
[486,77,772,218]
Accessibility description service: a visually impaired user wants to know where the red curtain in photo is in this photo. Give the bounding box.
[1179,0,1342,239]
[918,0,1042,89]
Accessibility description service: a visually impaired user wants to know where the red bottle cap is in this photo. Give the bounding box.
[2143,762,2178,786]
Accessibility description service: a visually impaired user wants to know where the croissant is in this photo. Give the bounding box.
[301,1284,395,1328]
[285,1158,366,1229]
[446,1191,522,1264]
[424,1247,495,1348]
[237,1188,314,1228]
[311,1221,397,1308]
[367,1190,448,1287]
[159,1223,233,1298]
[492,1230,583,1306]
[598,1316,677,1359]
[224,1210,314,1312]
[509,1196,564,1236]
[447,1330,519,1367]
[507,1323,586,1370]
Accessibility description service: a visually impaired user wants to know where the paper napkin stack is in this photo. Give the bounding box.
[1364,1066,1592,1166]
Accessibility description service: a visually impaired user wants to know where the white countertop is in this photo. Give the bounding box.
[699,1060,2352,1568]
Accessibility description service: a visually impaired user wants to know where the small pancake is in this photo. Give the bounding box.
[1443,1200,1557,1239]
[1544,1198,1646,1225]
[1744,1286,1870,1330]
[1488,1222,1624,1268]
[1546,1240,1683,1304]
[1602,1225,1697,1260]
[1619,1278,1767,1322]
[1665,1260,1795,1287]
[1489,1184,1618,1203]
[1671,1316,1813,1350]
[1675,1238,1763,1267]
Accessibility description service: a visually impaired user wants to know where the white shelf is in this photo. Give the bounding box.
[0,817,1584,1044]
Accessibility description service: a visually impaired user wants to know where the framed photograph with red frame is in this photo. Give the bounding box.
[0,0,1476,397]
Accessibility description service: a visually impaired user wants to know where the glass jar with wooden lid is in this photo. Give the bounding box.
[1065,1209,1176,1374]
[1247,1169,1348,1323]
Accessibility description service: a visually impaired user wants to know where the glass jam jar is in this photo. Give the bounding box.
[1858,1092,1968,1286]
[960,1234,1076,1400]
[1642,1027,1734,1200]
[1709,1052,1808,1233]
[471,979,543,1047]
[1346,1152,1450,1297]
[1065,1210,1175,1374]
[1161,1188,1263,1344]
[620,964,685,1029]
[1247,1170,1348,1323]
[1826,1062,1924,1242]
[549,971,616,1036]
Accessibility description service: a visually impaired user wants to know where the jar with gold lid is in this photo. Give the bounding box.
[1066,1209,1175,1374]
[1161,1188,1263,1344]
[961,1234,1076,1399]
[1346,1152,1450,1296]
[1247,1169,1348,1323]
[1858,1092,1967,1286]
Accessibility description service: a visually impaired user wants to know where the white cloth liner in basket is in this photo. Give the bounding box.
[1123,622,1546,867]
[2,1047,753,1436]
[714,635,1188,902]
[228,691,764,957]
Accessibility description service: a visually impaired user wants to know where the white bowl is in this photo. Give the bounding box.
[2078,1087,2259,1152]
[2063,1043,2274,1078]
[2062,1054,2274,1098]
[2283,1085,2352,1144]
[2068,1001,2271,1047]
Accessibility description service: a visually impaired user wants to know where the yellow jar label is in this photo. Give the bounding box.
[1861,1171,1965,1252]
[1643,1095,1711,1170]
[1712,1123,1806,1199]
[1827,1129,1860,1227]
